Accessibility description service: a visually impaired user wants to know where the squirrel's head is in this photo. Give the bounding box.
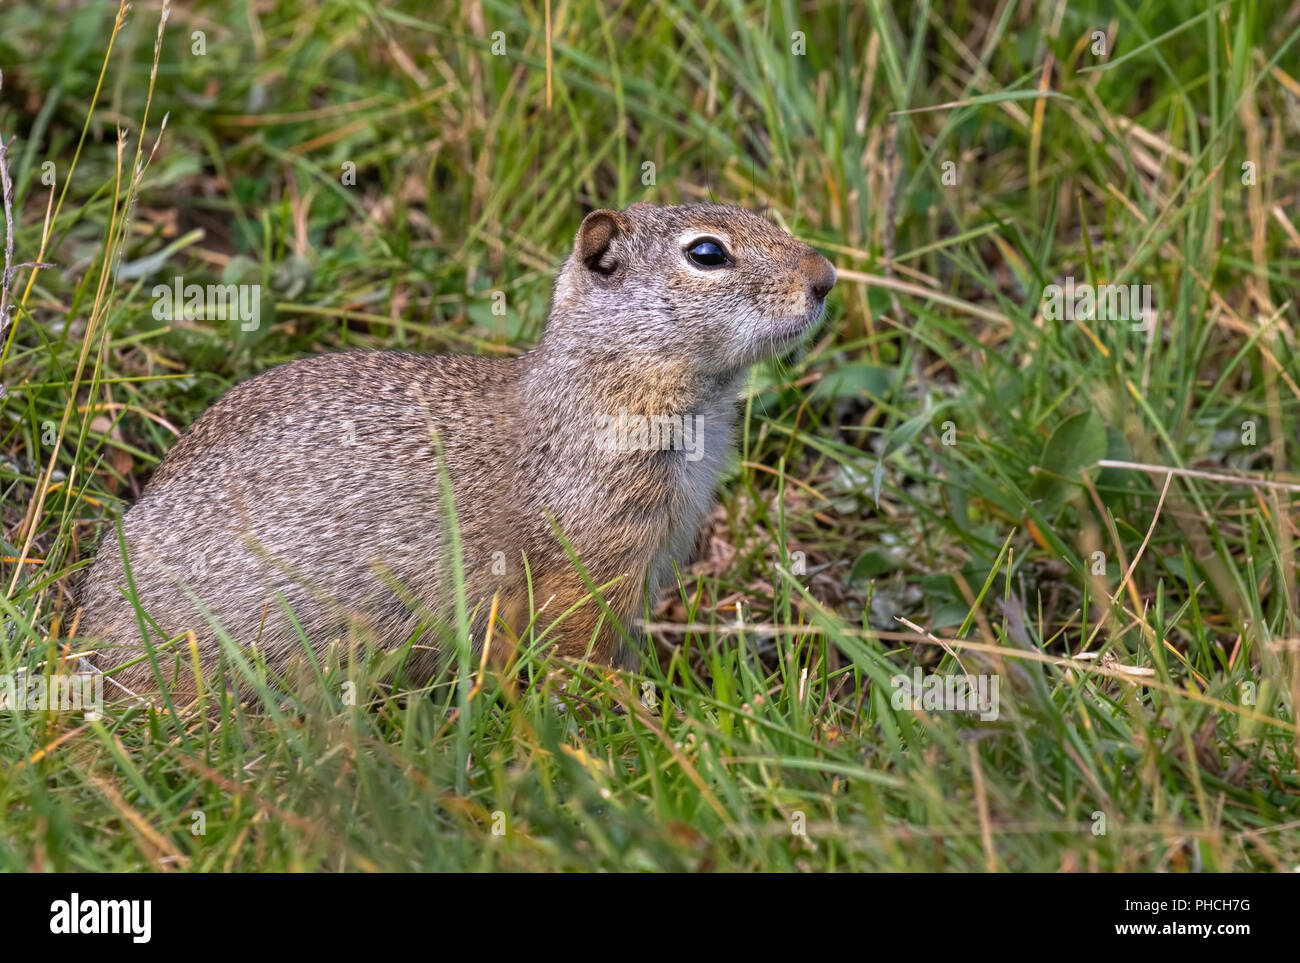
[548,202,836,376]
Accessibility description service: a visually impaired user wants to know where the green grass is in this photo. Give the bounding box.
[1,0,1298,871]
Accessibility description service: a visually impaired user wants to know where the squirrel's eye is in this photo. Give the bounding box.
[685,239,730,268]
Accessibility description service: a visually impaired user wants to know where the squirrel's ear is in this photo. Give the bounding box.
[575,210,630,278]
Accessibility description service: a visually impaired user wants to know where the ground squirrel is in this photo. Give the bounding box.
[78,202,836,695]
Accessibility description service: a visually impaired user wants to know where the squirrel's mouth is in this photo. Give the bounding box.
[771,304,826,343]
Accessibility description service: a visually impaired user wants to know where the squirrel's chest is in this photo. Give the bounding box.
[649,413,734,576]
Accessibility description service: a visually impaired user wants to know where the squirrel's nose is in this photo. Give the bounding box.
[802,252,836,301]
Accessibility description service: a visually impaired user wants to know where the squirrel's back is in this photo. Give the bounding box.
[79,350,522,689]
